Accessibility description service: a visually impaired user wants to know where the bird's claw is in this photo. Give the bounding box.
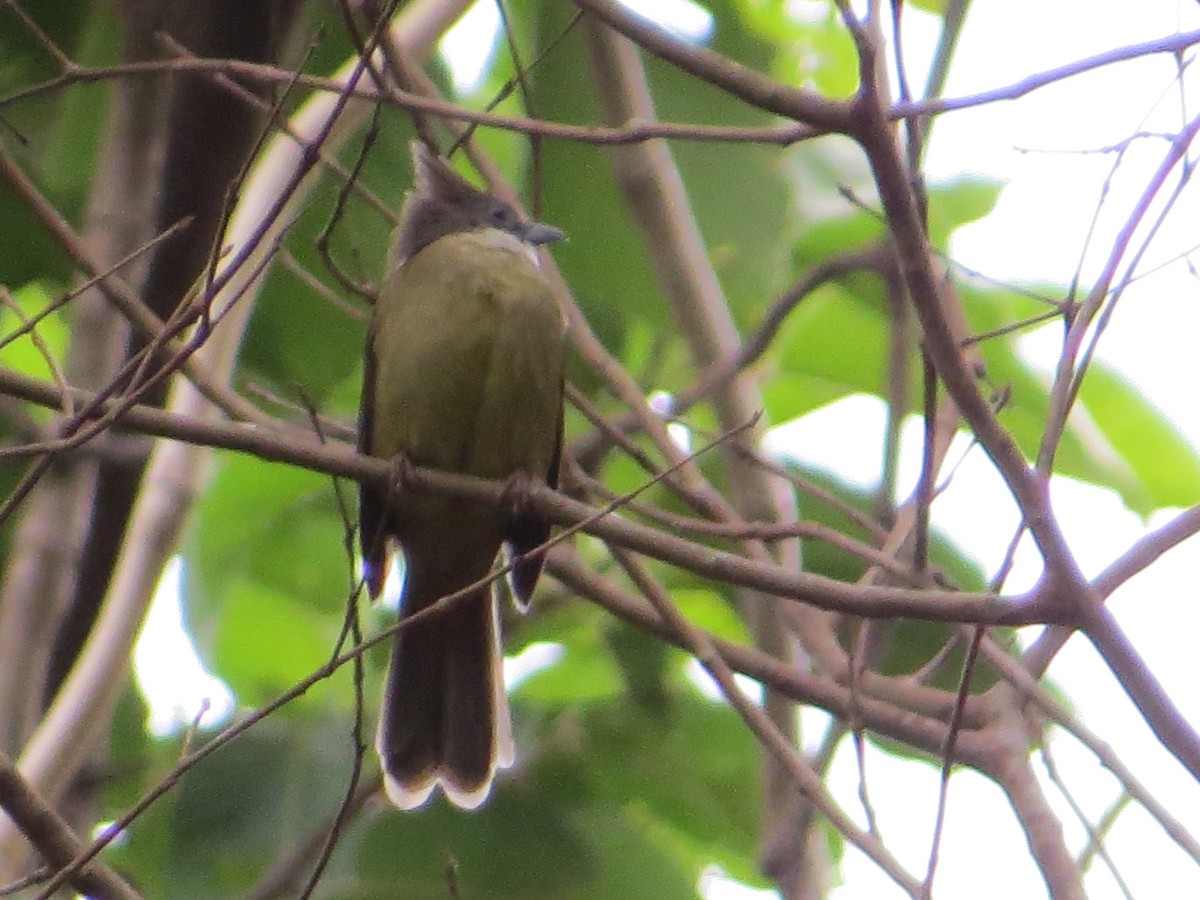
[500,470,538,519]
[388,453,415,499]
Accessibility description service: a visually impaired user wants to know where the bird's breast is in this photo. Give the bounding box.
[368,231,565,492]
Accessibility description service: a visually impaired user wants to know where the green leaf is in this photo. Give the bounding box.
[606,617,672,709]
[0,2,117,288]
[578,696,766,888]
[162,719,357,898]
[103,689,182,899]
[961,282,1200,515]
[1076,365,1200,514]
[531,0,791,375]
[186,451,351,631]
[769,278,894,422]
[927,177,1002,248]
[675,586,751,644]
[909,0,948,14]
[735,0,859,96]
[211,582,339,707]
[767,266,1193,517]
[183,452,353,713]
[0,281,69,387]
[512,602,625,705]
[354,782,598,900]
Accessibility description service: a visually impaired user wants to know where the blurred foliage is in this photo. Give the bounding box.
[1,0,1198,897]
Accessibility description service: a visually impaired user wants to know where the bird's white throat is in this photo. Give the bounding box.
[478,227,542,267]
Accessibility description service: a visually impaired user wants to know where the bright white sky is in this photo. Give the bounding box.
[133,1,1200,897]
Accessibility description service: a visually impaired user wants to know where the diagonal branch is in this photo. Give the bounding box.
[0,752,138,900]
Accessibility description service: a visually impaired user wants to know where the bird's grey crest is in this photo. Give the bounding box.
[392,143,564,266]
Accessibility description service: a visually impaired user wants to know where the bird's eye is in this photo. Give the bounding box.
[491,204,515,226]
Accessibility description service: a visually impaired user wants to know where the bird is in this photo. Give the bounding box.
[358,142,566,809]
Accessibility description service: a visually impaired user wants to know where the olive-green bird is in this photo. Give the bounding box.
[358,143,566,809]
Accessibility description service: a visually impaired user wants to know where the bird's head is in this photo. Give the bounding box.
[393,142,565,265]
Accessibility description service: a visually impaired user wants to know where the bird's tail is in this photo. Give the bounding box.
[376,567,513,810]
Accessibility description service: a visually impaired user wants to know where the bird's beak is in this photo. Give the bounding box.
[520,221,566,245]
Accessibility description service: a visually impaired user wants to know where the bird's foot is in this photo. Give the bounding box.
[387,453,416,501]
[501,470,550,609]
[500,470,539,518]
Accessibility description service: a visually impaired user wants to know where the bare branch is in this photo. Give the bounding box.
[0,751,139,900]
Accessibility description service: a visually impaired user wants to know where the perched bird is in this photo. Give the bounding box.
[358,142,566,809]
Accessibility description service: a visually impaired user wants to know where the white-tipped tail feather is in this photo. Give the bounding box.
[376,588,515,810]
